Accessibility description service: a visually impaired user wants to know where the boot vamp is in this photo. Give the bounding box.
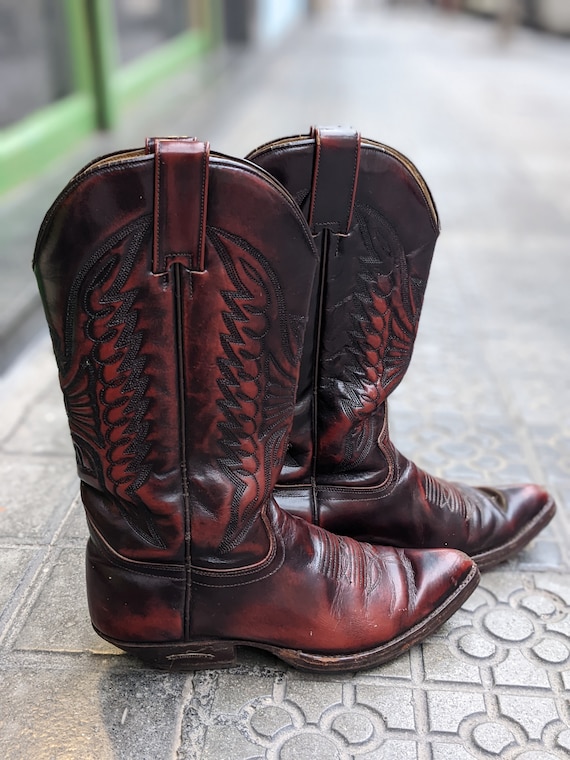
[314,451,554,564]
[190,501,477,654]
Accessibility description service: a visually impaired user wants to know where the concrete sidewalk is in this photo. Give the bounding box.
[1,5,570,758]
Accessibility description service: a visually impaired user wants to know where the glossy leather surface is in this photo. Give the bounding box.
[33,139,478,669]
[247,127,555,569]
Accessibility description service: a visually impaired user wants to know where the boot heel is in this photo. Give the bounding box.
[120,640,239,671]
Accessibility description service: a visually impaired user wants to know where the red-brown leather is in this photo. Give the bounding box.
[308,126,359,234]
[33,140,478,669]
[247,127,555,569]
[152,137,208,274]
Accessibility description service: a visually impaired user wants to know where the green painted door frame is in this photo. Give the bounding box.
[90,0,219,128]
[0,0,96,195]
[0,0,221,195]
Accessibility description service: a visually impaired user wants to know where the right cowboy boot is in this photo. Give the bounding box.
[33,137,478,673]
[247,127,555,570]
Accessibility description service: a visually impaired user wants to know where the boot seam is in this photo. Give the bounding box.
[173,263,193,640]
[87,515,185,576]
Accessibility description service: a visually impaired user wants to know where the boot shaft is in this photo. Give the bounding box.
[248,127,439,479]
[34,140,319,567]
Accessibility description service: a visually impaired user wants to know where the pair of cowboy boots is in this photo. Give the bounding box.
[33,127,554,673]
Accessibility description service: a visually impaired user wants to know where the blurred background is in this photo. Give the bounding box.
[1,0,569,186]
[0,0,568,371]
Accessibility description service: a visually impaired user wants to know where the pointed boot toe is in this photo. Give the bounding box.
[402,546,479,616]
[465,482,556,569]
[282,541,481,672]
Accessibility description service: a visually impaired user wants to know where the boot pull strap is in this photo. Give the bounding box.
[308,126,360,235]
[149,137,209,275]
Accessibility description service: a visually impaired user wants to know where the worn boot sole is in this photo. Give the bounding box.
[94,563,479,673]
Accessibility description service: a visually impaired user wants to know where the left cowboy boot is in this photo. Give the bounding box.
[246,126,555,570]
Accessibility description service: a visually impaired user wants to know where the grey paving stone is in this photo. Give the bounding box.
[355,650,413,684]
[0,666,188,760]
[356,683,416,730]
[14,547,117,656]
[0,333,57,446]
[210,671,276,716]
[57,495,90,544]
[427,690,487,733]
[361,740,417,760]
[389,410,535,483]
[198,726,264,760]
[0,547,36,616]
[3,378,73,457]
[0,458,78,542]
[422,641,483,685]
[529,430,570,481]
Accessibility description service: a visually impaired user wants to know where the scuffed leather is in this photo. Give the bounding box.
[247,127,555,568]
[34,139,477,663]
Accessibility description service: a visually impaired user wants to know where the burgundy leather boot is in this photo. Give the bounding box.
[33,138,478,672]
[247,127,555,570]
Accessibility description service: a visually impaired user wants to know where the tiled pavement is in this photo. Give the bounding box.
[1,4,569,758]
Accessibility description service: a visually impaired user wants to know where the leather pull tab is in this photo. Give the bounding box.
[151,138,209,274]
[145,135,196,154]
[308,126,360,235]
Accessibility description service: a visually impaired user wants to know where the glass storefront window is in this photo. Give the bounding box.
[0,0,74,128]
[114,0,193,64]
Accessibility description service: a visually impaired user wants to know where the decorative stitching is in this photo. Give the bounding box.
[323,202,425,470]
[423,472,469,519]
[60,217,165,548]
[59,217,152,375]
[208,227,302,556]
